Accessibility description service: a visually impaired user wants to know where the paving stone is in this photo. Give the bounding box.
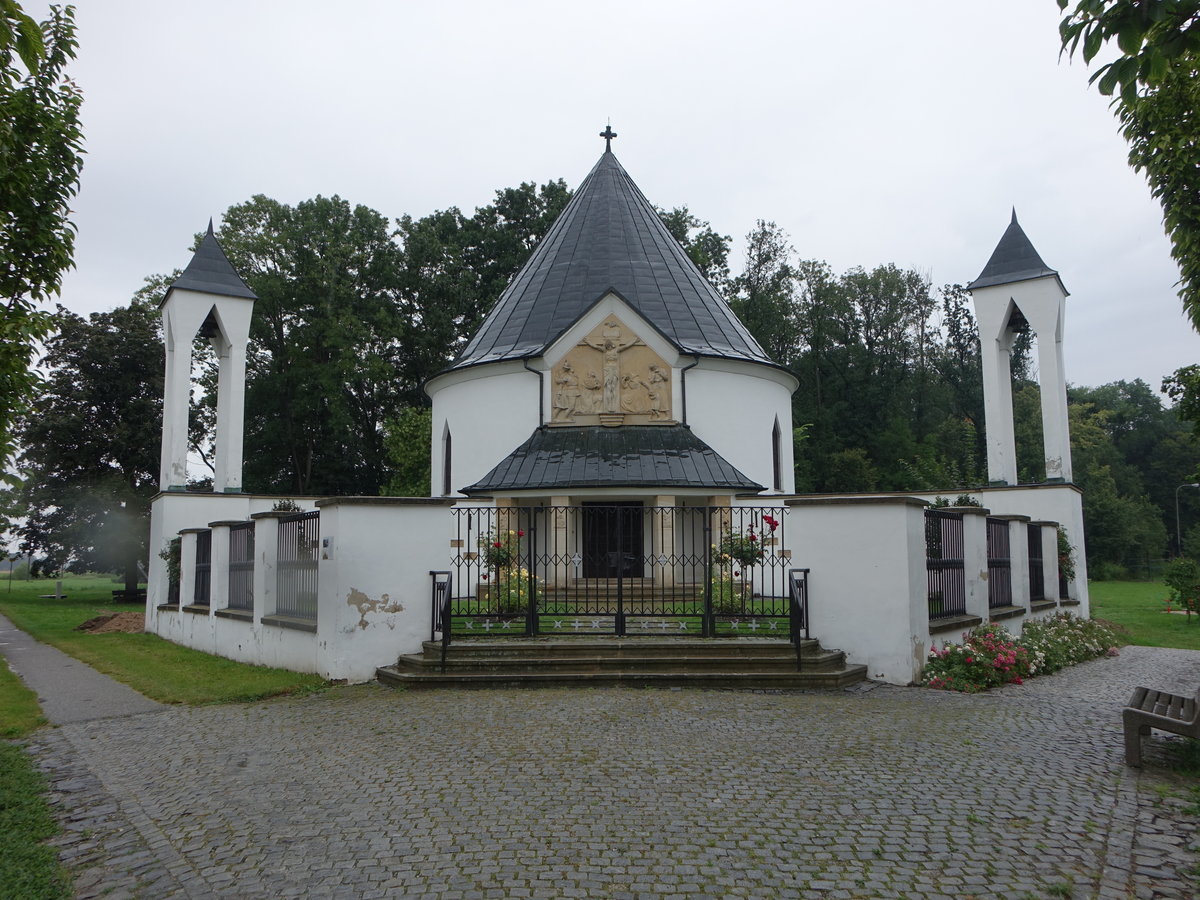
[6,646,1200,898]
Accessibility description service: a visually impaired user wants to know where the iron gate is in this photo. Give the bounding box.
[925,509,965,620]
[228,521,254,611]
[445,505,795,638]
[277,511,319,619]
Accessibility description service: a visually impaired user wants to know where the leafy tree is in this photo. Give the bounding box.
[394,179,571,400]
[216,195,406,495]
[730,221,800,367]
[1058,2,1200,328]
[15,297,162,591]
[657,205,731,288]
[382,406,431,497]
[0,3,83,481]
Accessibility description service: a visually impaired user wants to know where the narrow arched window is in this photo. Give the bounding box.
[442,425,453,496]
[771,417,782,491]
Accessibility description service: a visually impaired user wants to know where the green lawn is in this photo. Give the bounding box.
[1089,580,1200,650]
[0,574,327,705]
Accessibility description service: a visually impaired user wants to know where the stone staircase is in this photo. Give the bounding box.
[376,636,868,689]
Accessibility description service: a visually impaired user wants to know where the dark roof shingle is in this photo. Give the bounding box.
[968,210,1065,292]
[462,425,763,494]
[448,151,773,372]
[164,221,257,303]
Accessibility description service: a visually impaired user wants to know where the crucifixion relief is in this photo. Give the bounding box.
[549,317,674,426]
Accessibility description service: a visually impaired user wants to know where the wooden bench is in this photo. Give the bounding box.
[1123,685,1200,767]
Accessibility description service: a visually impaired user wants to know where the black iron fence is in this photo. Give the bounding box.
[986,517,1012,609]
[228,522,254,611]
[277,511,319,619]
[444,504,794,639]
[1028,523,1045,603]
[193,529,212,607]
[925,509,965,620]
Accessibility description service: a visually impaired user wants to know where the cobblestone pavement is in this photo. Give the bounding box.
[18,645,1200,899]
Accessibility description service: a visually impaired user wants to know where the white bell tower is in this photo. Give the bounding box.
[968,211,1072,485]
[158,221,256,492]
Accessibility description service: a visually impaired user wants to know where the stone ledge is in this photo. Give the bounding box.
[261,614,317,634]
[156,603,180,612]
[928,614,983,635]
[1060,598,1080,607]
[182,604,211,616]
[1030,600,1058,612]
[989,605,1027,621]
[214,607,253,622]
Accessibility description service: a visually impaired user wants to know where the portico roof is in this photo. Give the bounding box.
[461,425,763,495]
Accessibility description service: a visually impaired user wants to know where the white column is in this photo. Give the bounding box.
[160,309,195,490]
[209,301,253,493]
[179,529,200,608]
[980,331,1018,485]
[653,495,676,589]
[954,508,989,621]
[208,522,233,611]
[1036,328,1072,482]
[252,513,283,620]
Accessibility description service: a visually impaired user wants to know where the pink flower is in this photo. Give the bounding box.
[966,657,974,664]
[517,530,525,537]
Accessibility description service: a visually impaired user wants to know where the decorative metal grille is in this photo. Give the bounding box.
[1028,523,1045,603]
[277,511,319,619]
[925,509,965,620]
[228,522,254,611]
[986,517,1012,609]
[193,530,212,607]
[445,505,793,639]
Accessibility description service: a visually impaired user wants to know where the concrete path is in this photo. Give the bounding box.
[6,638,1200,899]
[0,613,163,724]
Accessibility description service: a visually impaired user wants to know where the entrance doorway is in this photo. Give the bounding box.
[581,502,644,578]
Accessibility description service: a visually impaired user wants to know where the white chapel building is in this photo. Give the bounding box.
[145,136,1088,687]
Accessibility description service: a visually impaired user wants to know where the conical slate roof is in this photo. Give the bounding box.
[447,150,774,372]
[164,220,257,303]
[968,210,1065,292]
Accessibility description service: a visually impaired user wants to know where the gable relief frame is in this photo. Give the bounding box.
[542,297,679,428]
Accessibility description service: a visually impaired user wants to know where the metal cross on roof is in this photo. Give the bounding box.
[599,123,617,151]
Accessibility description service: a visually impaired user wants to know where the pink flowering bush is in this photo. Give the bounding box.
[923,623,1032,693]
[924,615,1121,693]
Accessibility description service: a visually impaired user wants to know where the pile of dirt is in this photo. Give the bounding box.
[74,611,146,634]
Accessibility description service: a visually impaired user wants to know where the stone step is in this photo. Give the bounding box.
[418,637,822,660]
[376,666,869,691]
[397,649,848,675]
[377,636,866,690]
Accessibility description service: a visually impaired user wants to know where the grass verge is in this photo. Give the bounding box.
[0,574,327,705]
[0,742,70,900]
[1089,580,1200,651]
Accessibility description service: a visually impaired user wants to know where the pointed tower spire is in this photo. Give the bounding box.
[165,221,257,303]
[968,209,1066,294]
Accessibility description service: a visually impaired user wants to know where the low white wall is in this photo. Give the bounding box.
[313,498,455,681]
[785,497,929,685]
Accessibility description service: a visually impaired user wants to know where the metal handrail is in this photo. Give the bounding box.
[788,568,810,672]
[429,571,453,673]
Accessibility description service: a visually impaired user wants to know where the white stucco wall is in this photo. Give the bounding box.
[784,498,929,685]
[686,359,796,494]
[426,362,541,496]
[313,498,455,681]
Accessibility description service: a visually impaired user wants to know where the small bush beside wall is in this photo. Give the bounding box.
[923,615,1121,693]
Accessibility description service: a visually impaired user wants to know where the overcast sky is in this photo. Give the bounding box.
[26,0,1200,393]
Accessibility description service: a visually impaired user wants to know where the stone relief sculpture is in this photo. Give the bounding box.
[552,362,581,423]
[550,317,673,425]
